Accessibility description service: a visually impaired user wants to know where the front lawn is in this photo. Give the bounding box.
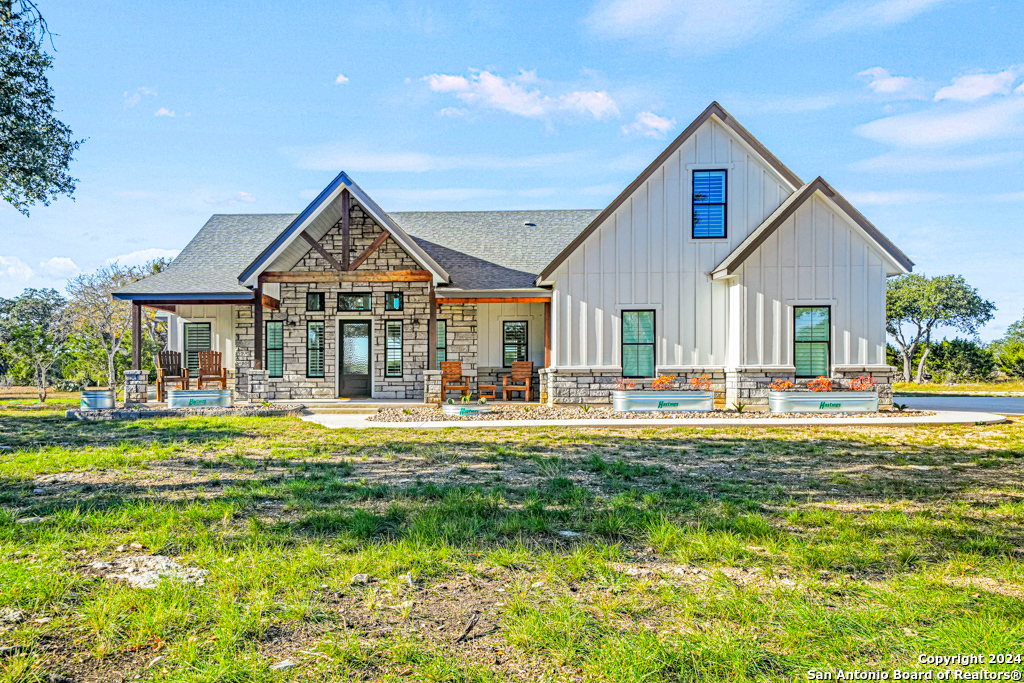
[895,379,1024,396]
[1,407,1022,682]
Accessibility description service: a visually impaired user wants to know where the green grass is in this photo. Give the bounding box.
[895,379,1024,396]
[0,408,1022,681]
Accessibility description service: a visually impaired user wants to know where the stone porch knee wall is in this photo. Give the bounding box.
[477,366,541,399]
[832,365,895,408]
[541,368,725,406]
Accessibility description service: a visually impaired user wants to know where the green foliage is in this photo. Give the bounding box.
[995,343,1024,379]
[886,273,996,382]
[0,288,69,399]
[925,338,995,383]
[0,2,82,215]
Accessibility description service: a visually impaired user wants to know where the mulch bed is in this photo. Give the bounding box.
[369,404,930,422]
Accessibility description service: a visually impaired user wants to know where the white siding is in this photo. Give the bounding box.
[735,195,888,367]
[168,305,236,368]
[551,117,796,369]
[477,302,547,368]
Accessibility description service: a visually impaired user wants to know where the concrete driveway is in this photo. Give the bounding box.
[899,396,1024,415]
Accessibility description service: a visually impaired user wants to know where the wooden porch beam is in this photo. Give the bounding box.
[300,231,346,273]
[341,188,351,269]
[348,230,390,271]
[260,269,432,283]
[439,296,550,304]
[260,293,280,310]
[131,301,141,371]
[142,303,176,313]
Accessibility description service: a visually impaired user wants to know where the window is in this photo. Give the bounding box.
[385,291,403,311]
[436,319,447,369]
[621,311,655,378]
[692,170,727,239]
[338,292,371,311]
[265,322,283,378]
[794,307,830,378]
[183,322,211,372]
[307,321,325,378]
[385,320,403,377]
[502,321,528,367]
[306,292,325,311]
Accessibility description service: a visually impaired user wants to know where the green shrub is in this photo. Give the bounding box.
[996,343,1024,378]
[926,338,995,383]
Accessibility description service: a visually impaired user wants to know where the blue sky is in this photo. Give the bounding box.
[2,0,1022,340]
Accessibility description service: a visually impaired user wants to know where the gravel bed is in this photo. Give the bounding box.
[368,404,931,422]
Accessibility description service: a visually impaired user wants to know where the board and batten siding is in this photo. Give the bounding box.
[168,304,236,369]
[735,194,888,367]
[476,302,547,368]
[550,117,796,369]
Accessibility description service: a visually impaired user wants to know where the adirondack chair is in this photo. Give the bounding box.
[196,351,228,390]
[155,351,188,402]
[502,361,534,402]
[440,361,471,401]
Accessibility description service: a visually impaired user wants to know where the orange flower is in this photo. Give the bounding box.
[688,375,712,391]
[807,376,833,392]
[769,379,794,391]
[652,375,676,390]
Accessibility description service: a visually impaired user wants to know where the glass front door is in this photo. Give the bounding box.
[339,321,371,397]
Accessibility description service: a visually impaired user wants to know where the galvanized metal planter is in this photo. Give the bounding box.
[612,390,714,413]
[768,391,878,413]
[166,389,233,409]
[80,389,115,411]
[442,403,493,417]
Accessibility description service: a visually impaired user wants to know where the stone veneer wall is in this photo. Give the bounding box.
[725,365,896,410]
[477,366,541,399]
[540,367,727,407]
[832,365,895,408]
[235,203,431,400]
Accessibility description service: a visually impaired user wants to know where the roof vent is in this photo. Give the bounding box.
[523,222,536,227]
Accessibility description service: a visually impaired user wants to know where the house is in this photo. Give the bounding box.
[114,102,912,408]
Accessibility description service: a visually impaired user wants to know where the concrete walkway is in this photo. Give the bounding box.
[301,410,1007,430]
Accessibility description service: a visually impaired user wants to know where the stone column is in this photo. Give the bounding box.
[247,369,270,402]
[423,370,441,404]
[124,369,148,406]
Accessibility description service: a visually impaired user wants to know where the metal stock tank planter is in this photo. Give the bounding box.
[767,376,878,414]
[611,375,714,413]
[80,388,116,411]
[441,401,493,417]
[166,388,233,409]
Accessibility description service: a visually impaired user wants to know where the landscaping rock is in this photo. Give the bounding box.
[269,659,295,671]
[0,609,25,624]
[557,530,581,538]
[16,517,45,525]
[351,573,372,585]
[87,555,207,589]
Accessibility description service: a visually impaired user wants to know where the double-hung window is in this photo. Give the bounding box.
[183,322,211,373]
[794,307,830,378]
[385,321,403,377]
[692,170,727,239]
[502,321,527,367]
[266,321,283,378]
[621,311,655,378]
[436,319,447,369]
[307,321,325,378]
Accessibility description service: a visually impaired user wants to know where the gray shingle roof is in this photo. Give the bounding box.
[115,209,600,297]
[392,210,600,290]
[115,214,295,296]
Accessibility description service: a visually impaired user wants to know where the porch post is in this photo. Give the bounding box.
[544,301,551,368]
[131,301,141,370]
[254,279,263,370]
[427,283,437,370]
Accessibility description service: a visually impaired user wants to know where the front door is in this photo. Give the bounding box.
[338,321,371,397]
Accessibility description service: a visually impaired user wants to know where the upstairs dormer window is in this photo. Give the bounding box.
[692,170,727,239]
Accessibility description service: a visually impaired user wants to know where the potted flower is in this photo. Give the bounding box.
[611,374,714,413]
[767,375,878,413]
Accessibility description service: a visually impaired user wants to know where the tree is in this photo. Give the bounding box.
[925,338,995,384]
[0,288,70,400]
[64,260,169,388]
[886,274,996,383]
[996,344,1024,379]
[0,1,82,215]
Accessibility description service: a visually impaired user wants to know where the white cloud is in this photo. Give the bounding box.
[155,107,175,117]
[204,191,257,206]
[0,256,33,281]
[814,0,953,33]
[37,257,79,277]
[122,86,157,109]
[934,68,1019,102]
[107,248,180,267]
[423,70,619,121]
[290,147,580,173]
[857,67,925,98]
[586,0,794,53]
[843,190,947,205]
[851,150,1024,172]
[621,111,676,138]
[335,73,349,85]
[854,96,1024,148]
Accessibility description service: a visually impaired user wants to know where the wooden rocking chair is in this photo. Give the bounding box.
[502,361,534,402]
[196,351,228,390]
[440,361,471,401]
[155,350,188,402]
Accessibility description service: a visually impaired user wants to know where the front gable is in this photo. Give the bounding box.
[287,203,422,274]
